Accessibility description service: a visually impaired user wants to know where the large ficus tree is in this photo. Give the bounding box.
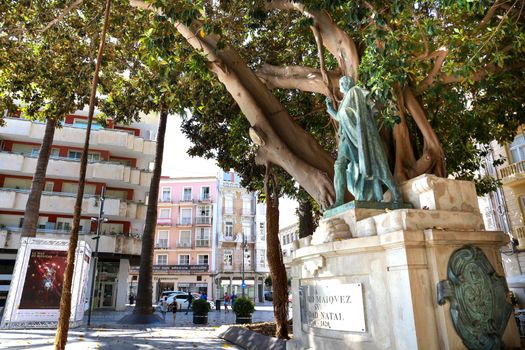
[132,0,524,207]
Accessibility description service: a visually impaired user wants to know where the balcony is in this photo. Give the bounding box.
[0,188,146,220]
[0,151,152,188]
[224,208,233,215]
[176,241,192,248]
[242,209,254,216]
[0,228,141,256]
[195,216,212,225]
[198,195,212,203]
[195,239,210,248]
[0,117,155,158]
[177,218,193,226]
[500,160,525,186]
[157,218,172,226]
[131,264,209,274]
[179,197,193,204]
[155,241,169,249]
[159,197,172,203]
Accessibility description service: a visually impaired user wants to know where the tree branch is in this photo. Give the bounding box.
[416,47,448,92]
[256,64,340,95]
[479,0,507,29]
[267,0,360,80]
[40,0,85,33]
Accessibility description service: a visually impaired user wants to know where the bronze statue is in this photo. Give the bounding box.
[326,76,401,207]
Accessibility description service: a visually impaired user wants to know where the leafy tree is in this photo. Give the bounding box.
[131,0,525,206]
[55,1,112,348]
[99,12,187,321]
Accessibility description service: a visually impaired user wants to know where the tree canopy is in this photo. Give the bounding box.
[131,0,524,202]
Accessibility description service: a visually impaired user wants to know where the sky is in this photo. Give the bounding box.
[161,116,298,228]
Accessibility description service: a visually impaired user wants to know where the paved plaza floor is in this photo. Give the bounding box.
[0,302,278,349]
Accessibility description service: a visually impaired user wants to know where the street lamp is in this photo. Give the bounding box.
[87,187,108,326]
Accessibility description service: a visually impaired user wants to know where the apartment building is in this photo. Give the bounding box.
[142,176,218,301]
[215,171,269,302]
[481,127,525,304]
[0,111,157,310]
[279,223,299,258]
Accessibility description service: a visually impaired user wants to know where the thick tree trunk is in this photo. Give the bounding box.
[265,166,289,340]
[54,1,111,348]
[133,103,168,315]
[21,117,57,237]
[297,190,315,239]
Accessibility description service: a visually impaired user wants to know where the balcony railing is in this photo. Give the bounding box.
[224,207,233,215]
[179,197,193,203]
[157,218,172,226]
[178,218,193,226]
[500,160,525,179]
[242,209,254,215]
[199,195,211,201]
[131,264,209,273]
[177,241,192,248]
[155,241,169,249]
[195,239,210,247]
[195,216,211,225]
[159,197,172,203]
[5,226,91,235]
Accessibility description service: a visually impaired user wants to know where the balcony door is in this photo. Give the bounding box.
[180,208,192,225]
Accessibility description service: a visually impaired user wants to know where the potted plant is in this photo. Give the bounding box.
[233,296,255,324]
[192,298,210,324]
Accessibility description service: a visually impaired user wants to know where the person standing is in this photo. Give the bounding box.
[200,292,207,300]
[159,296,168,320]
[230,292,236,307]
[223,292,230,313]
[185,290,193,315]
[170,300,177,322]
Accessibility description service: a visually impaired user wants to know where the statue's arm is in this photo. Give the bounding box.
[325,97,337,119]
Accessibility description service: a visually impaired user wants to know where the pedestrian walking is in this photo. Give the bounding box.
[159,296,168,320]
[200,292,207,300]
[223,292,230,313]
[170,301,177,321]
[230,292,236,307]
[185,291,193,315]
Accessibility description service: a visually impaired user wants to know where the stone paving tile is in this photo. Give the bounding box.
[0,303,279,349]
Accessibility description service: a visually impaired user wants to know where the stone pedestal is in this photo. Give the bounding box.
[287,175,520,350]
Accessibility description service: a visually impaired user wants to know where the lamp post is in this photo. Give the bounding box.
[87,186,108,326]
[241,233,247,297]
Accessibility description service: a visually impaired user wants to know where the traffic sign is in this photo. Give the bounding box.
[241,282,246,289]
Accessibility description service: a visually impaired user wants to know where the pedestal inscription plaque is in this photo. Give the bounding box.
[300,283,366,332]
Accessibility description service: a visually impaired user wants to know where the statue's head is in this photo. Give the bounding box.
[339,76,355,93]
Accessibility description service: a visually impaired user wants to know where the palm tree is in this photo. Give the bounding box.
[21,118,57,237]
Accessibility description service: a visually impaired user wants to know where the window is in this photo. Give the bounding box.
[161,187,171,202]
[180,208,192,225]
[31,148,58,158]
[244,250,252,268]
[67,150,99,161]
[259,250,266,267]
[179,230,191,247]
[178,255,190,265]
[182,187,192,201]
[200,186,210,200]
[225,221,233,238]
[196,205,211,224]
[44,182,54,192]
[196,227,210,247]
[157,230,169,248]
[510,134,525,163]
[56,219,72,232]
[242,198,252,215]
[225,196,233,214]
[259,222,266,241]
[68,150,82,160]
[159,208,171,219]
[224,250,233,266]
[156,254,168,265]
[198,255,209,265]
[242,224,252,241]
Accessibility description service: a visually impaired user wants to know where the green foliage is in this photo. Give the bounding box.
[232,296,255,316]
[191,298,211,315]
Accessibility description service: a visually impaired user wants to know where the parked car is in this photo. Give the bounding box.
[167,292,215,310]
[264,290,273,301]
[157,291,186,310]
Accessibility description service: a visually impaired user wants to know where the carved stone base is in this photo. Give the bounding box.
[287,175,521,350]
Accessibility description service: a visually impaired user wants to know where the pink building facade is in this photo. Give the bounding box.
[148,176,218,299]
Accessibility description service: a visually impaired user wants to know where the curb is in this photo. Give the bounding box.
[216,325,286,350]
